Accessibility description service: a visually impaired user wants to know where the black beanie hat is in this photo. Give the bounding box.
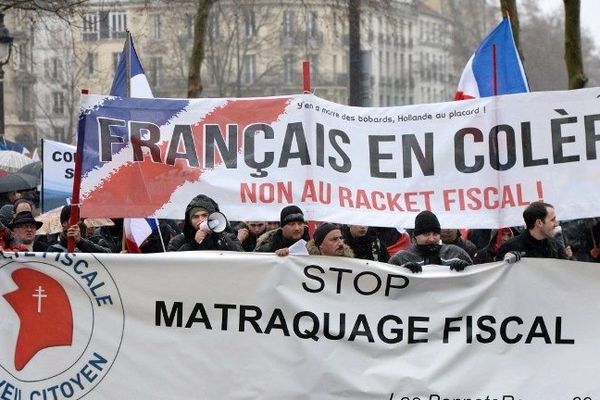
[280,205,304,226]
[413,210,441,236]
[313,223,340,247]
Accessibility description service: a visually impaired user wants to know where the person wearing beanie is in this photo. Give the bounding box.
[306,223,354,257]
[255,205,310,255]
[167,194,242,252]
[46,206,112,253]
[389,210,472,273]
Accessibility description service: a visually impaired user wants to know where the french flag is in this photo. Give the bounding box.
[455,18,529,100]
[110,33,159,252]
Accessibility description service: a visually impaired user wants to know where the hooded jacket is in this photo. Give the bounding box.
[167,194,243,252]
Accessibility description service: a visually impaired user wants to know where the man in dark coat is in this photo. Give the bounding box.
[341,225,389,262]
[497,201,568,260]
[389,210,472,273]
[46,206,112,253]
[254,205,309,256]
[167,194,242,252]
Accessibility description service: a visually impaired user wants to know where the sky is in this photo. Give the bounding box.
[539,0,600,49]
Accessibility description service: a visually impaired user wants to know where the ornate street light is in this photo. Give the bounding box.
[0,12,13,142]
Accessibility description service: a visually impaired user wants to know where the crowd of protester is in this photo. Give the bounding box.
[1,188,596,273]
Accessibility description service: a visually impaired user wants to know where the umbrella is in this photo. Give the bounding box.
[0,151,34,173]
[35,207,114,235]
[17,161,42,179]
[0,172,38,193]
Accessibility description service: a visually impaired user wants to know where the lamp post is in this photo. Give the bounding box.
[0,12,13,147]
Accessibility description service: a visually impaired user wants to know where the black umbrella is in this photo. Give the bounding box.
[17,161,41,178]
[17,161,41,186]
[0,172,38,193]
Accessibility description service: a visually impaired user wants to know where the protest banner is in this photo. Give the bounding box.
[41,139,76,212]
[77,87,600,228]
[0,253,598,399]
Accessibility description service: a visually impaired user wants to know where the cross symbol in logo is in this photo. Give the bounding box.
[32,286,47,313]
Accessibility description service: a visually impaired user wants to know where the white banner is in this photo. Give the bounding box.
[1,252,599,399]
[78,87,600,228]
[41,139,76,212]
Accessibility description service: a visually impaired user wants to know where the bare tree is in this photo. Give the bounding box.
[187,0,215,98]
[0,1,89,20]
[563,0,587,89]
[499,0,523,59]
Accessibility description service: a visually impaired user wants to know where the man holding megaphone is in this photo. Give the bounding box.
[167,194,243,252]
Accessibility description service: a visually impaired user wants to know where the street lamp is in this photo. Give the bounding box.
[0,12,13,145]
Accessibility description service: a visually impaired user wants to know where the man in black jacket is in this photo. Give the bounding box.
[389,210,472,273]
[497,201,568,260]
[254,205,309,256]
[167,194,242,252]
[46,206,112,253]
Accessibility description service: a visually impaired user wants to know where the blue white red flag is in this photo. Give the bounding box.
[110,33,153,98]
[110,33,157,252]
[455,18,529,100]
[123,218,158,253]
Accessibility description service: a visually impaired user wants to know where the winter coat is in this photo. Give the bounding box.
[341,226,389,262]
[167,194,242,252]
[46,234,112,253]
[254,226,310,253]
[497,230,568,260]
[305,239,354,257]
[389,243,472,267]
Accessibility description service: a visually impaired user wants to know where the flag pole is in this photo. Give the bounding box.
[302,61,316,237]
[492,43,498,96]
[67,88,89,252]
[40,137,45,212]
[155,218,166,252]
[121,31,132,252]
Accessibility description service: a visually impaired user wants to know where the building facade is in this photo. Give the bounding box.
[2,0,458,147]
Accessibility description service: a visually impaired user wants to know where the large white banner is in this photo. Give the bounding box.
[77,87,600,228]
[1,252,599,399]
[41,139,76,212]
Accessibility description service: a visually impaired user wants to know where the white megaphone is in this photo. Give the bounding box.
[199,211,228,234]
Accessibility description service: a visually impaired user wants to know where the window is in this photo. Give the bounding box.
[243,55,255,84]
[308,12,318,39]
[54,126,65,141]
[86,52,97,75]
[51,58,61,80]
[244,9,255,38]
[283,11,294,36]
[110,11,127,39]
[186,14,194,39]
[83,12,99,41]
[150,57,162,87]
[52,92,65,115]
[13,43,28,71]
[152,15,161,40]
[18,86,31,121]
[284,55,294,84]
[308,54,318,82]
[208,13,219,39]
[113,52,120,73]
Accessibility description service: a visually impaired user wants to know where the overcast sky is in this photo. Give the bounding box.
[539,0,600,50]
